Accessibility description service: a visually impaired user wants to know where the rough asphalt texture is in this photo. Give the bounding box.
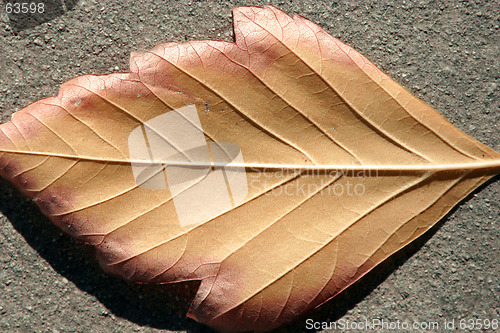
[0,0,498,332]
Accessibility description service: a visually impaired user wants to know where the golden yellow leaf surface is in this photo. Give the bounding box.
[0,5,499,332]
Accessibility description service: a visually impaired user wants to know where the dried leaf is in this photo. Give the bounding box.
[0,5,499,332]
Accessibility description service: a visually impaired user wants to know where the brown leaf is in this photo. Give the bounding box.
[0,5,499,332]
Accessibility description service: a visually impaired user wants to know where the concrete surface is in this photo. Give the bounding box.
[0,0,498,332]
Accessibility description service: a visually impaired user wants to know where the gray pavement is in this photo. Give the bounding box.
[0,1,498,332]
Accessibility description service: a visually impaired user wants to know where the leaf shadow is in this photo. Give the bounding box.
[0,174,497,333]
[0,177,213,333]
[6,0,79,33]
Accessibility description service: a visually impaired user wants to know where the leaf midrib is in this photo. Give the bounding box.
[1,149,500,172]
